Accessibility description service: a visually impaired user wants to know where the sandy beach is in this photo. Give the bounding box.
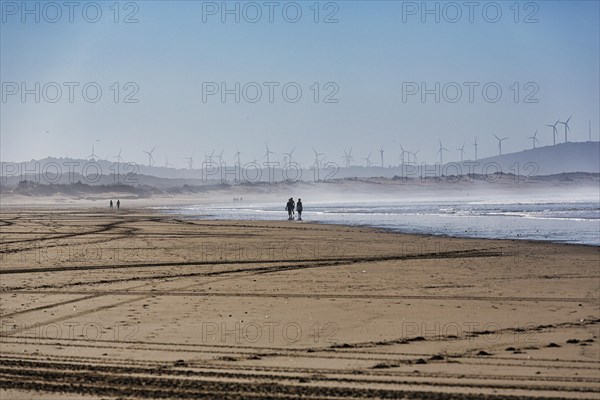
[0,209,598,399]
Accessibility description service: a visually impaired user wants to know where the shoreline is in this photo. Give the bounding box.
[152,206,600,248]
[192,216,600,248]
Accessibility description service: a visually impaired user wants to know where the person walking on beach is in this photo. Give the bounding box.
[116,199,120,210]
[296,198,303,221]
[110,200,113,210]
[286,198,294,220]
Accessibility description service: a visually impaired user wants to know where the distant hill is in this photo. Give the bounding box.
[454,141,600,176]
[1,142,598,186]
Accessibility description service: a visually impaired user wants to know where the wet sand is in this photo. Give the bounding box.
[0,209,599,399]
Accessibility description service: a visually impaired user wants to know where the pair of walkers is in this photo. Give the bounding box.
[285,198,303,221]
[109,199,121,210]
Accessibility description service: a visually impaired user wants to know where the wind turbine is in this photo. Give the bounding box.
[379,145,384,168]
[411,149,420,164]
[559,116,572,143]
[393,140,408,165]
[164,155,175,168]
[493,134,508,155]
[457,143,466,162]
[473,137,478,161]
[362,153,373,167]
[547,120,559,146]
[204,150,216,164]
[113,147,124,163]
[264,143,275,165]
[398,144,408,165]
[233,148,241,165]
[437,140,449,165]
[283,148,295,164]
[217,150,225,165]
[88,145,99,161]
[342,148,354,168]
[528,130,540,149]
[143,147,156,167]
[312,147,324,167]
[182,156,194,169]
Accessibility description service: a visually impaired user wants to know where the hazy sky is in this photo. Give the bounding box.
[1,0,599,167]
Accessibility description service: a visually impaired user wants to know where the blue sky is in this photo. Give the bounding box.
[1,0,599,166]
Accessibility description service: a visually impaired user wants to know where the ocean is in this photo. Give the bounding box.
[154,199,600,246]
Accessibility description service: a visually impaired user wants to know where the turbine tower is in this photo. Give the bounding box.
[398,144,408,165]
[264,143,275,165]
[283,148,295,164]
[457,143,466,162]
[143,147,156,167]
[411,149,420,164]
[183,156,194,169]
[493,134,508,156]
[547,120,559,146]
[342,148,354,168]
[113,147,124,163]
[379,145,384,168]
[559,116,572,143]
[437,140,449,165]
[233,149,241,165]
[88,144,98,161]
[528,130,540,149]
[312,147,324,167]
[473,137,478,161]
[205,150,215,164]
[362,153,373,167]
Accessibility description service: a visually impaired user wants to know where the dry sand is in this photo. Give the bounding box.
[0,209,598,399]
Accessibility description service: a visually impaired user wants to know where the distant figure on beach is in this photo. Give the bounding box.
[286,198,295,220]
[110,200,113,210]
[290,198,295,219]
[116,199,120,210]
[296,198,303,221]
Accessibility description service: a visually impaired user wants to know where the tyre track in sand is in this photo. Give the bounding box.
[0,247,509,274]
[0,357,598,399]
[3,351,599,377]
[5,289,596,304]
